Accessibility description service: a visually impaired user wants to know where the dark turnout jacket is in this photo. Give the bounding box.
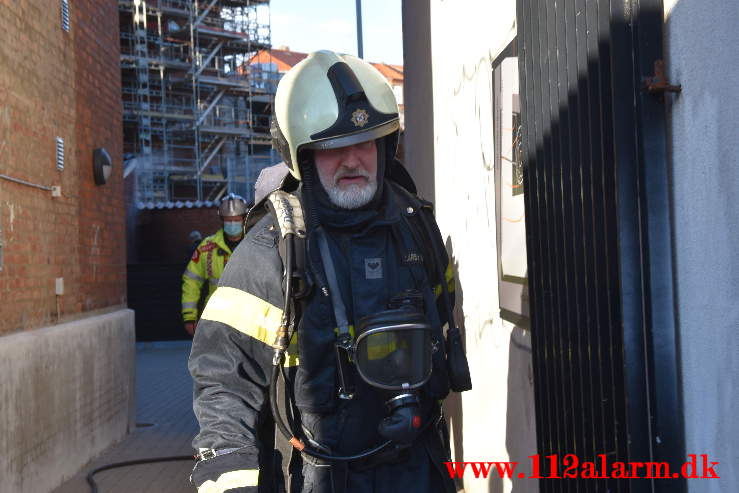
[189,182,456,493]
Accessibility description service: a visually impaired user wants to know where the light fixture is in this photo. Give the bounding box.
[92,148,113,185]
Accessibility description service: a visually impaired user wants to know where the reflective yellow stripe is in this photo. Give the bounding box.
[201,287,299,366]
[434,262,455,298]
[185,269,206,282]
[365,332,398,360]
[284,332,299,367]
[333,325,356,337]
[334,325,394,359]
[197,469,259,493]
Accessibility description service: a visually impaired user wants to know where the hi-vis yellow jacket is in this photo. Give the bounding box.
[181,229,234,323]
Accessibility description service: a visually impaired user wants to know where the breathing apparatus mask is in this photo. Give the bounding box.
[335,289,434,445]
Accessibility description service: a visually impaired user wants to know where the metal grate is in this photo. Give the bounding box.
[56,137,65,170]
[516,0,685,492]
[61,0,70,32]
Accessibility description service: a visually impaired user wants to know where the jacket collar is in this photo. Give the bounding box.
[211,229,234,254]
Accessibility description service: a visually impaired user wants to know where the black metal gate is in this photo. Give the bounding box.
[516,0,685,491]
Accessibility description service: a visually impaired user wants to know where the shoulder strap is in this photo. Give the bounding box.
[390,183,446,295]
[264,190,310,300]
[316,229,350,337]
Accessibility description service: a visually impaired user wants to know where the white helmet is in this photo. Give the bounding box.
[218,193,249,217]
[271,50,400,180]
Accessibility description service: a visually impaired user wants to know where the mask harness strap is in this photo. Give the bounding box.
[316,229,356,400]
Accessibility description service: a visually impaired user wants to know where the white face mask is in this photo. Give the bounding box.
[223,220,243,237]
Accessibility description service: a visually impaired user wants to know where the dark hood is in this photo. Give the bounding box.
[299,137,394,232]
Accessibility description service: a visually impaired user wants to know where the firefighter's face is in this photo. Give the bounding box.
[314,139,378,209]
[222,215,245,238]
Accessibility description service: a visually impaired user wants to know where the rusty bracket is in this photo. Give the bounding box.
[645,60,682,94]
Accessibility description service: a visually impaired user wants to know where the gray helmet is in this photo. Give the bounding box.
[271,50,400,180]
[218,193,249,217]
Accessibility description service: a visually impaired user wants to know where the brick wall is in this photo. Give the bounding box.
[0,0,125,334]
[132,207,222,264]
[128,207,222,341]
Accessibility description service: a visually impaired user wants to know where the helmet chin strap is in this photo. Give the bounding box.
[372,137,387,205]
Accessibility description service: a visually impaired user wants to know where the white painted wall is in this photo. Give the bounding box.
[0,310,136,493]
[664,1,739,491]
[427,1,538,492]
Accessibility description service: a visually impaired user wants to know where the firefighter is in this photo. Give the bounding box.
[188,50,468,493]
[181,193,249,336]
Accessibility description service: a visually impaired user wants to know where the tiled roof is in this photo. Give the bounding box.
[370,62,404,83]
[250,49,403,84]
[270,49,309,68]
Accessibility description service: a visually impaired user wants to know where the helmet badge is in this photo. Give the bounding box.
[351,108,369,128]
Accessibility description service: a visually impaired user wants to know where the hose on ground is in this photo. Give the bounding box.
[86,455,194,493]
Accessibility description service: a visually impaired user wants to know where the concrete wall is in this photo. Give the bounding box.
[664,0,739,490]
[0,309,136,493]
[403,1,539,491]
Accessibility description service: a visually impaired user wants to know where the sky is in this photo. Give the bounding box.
[266,0,404,66]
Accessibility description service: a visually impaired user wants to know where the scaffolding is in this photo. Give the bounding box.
[119,0,279,207]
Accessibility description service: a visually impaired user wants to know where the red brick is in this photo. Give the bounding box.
[0,0,125,335]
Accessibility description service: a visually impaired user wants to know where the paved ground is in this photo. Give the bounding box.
[52,341,198,493]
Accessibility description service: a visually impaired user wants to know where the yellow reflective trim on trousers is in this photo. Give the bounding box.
[197,469,259,493]
[201,287,299,367]
[434,262,455,298]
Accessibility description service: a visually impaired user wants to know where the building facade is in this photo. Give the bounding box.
[0,1,134,492]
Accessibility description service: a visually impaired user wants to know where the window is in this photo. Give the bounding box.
[492,37,529,327]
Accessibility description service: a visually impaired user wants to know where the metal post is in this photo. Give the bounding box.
[355,0,363,59]
[190,1,202,201]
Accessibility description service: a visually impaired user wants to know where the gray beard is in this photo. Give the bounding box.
[319,174,378,209]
